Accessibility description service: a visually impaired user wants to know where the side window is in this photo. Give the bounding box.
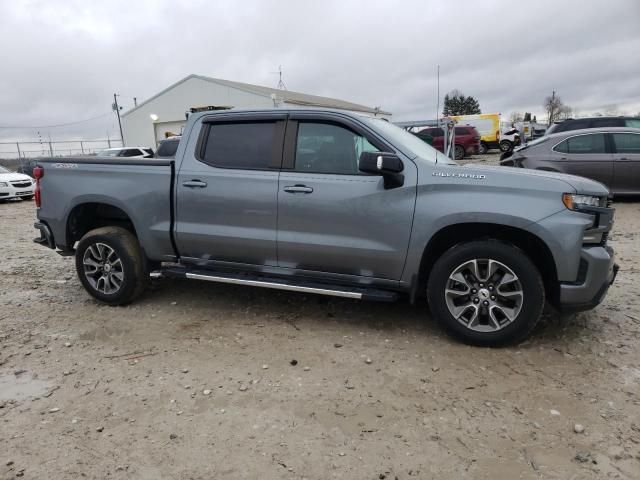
[591,118,623,128]
[454,127,468,135]
[201,122,276,169]
[554,140,569,153]
[612,133,640,154]
[625,119,640,128]
[563,134,607,154]
[294,122,379,175]
[428,128,444,137]
[560,119,589,133]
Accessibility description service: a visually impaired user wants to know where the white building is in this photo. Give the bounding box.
[121,74,391,148]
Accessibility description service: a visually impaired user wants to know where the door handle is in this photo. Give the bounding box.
[182,180,208,188]
[619,157,629,161]
[283,185,313,194]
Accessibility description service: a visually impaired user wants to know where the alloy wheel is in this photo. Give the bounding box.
[444,258,524,332]
[82,243,124,295]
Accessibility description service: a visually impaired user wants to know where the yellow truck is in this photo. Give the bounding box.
[450,113,503,154]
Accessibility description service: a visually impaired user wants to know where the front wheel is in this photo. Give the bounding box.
[427,240,544,346]
[478,142,488,154]
[499,140,513,152]
[75,226,148,305]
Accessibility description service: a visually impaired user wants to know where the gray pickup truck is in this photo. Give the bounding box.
[33,109,618,346]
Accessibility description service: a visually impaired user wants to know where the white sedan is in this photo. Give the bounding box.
[0,165,35,201]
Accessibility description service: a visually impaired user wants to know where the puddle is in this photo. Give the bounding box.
[0,372,51,402]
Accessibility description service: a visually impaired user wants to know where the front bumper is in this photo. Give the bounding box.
[0,184,34,199]
[558,245,618,312]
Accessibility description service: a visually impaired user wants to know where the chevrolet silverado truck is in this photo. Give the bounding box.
[32,109,618,346]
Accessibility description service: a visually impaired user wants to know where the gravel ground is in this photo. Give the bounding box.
[1,160,639,479]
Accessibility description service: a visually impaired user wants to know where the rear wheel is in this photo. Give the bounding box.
[454,145,465,160]
[478,142,488,154]
[427,240,544,346]
[499,140,513,152]
[75,226,148,305]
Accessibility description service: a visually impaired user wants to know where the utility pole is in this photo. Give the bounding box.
[436,64,440,121]
[133,97,138,107]
[113,93,124,146]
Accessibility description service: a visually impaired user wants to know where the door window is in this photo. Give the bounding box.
[295,122,379,174]
[201,122,277,169]
[625,119,640,128]
[612,133,640,154]
[554,133,607,154]
[120,149,141,157]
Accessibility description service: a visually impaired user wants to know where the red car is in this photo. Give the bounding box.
[416,126,481,160]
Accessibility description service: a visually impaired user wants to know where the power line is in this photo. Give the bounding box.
[0,111,113,129]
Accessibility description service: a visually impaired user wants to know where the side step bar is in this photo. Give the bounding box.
[157,267,398,302]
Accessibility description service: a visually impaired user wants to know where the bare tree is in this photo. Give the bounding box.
[509,112,523,123]
[544,91,571,123]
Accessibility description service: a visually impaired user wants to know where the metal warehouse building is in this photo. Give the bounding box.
[121,74,391,148]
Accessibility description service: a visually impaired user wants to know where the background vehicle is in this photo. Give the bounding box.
[500,128,521,152]
[33,109,617,346]
[546,116,640,136]
[155,137,181,159]
[96,147,154,158]
[500,127,640,195]
[415,126,480,160]
[450,113,501,154]
[0,164,34,201]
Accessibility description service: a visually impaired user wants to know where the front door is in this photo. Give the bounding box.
[611,132,640,194]
[175,114,285,267]
[551,132,614,189]
[277,116,416,281]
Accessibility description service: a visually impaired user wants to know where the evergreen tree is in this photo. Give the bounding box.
[442,90,481,116]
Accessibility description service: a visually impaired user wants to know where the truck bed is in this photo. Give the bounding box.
[35,156,176,261]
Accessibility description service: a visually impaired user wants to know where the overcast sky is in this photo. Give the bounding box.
[1,0,639,146]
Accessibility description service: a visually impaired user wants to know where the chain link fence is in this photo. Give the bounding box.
[0,139,123,170]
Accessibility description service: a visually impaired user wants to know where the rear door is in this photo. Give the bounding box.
[276,113,416,281]
[611,132,640,194]
[551,132,613,188]
[426,128,444,152]
[175,113,285,267]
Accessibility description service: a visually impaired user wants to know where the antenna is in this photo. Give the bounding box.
[271,65,287,90]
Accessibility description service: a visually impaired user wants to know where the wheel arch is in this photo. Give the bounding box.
[417,222,558,303]
[66,201,138,249]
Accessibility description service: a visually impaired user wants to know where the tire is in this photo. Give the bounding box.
[454,145,465,160]
[427,240,544,347]
[21,195,34,201]
[75,226,148,305]
[479,142,488,154]
[499,140,512,152]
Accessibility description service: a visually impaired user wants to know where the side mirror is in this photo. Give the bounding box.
[359,152,404,188]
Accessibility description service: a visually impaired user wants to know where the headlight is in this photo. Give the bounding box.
[562,193,606,210]
[0,182,7,187]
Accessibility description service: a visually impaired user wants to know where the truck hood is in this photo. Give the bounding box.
[461,164,609,196]
[0,172,33,182]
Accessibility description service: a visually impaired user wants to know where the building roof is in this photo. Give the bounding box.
[122,74,390,117]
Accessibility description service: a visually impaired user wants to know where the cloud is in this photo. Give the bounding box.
[1,0,639,144]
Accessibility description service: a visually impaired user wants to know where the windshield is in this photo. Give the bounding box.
[0,165,10,173]
[97,149,119,157]
[361,117,455,164]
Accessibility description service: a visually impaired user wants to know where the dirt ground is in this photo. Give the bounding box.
[1,161,639,479]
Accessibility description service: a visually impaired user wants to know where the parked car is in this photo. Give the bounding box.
[0,164,34,201]
[500,127,640,196]
[450,113,501,154]
[155,137,181,159]
[33,108,617,346]
[546,116,640,136]
[415,126,481,160]
[96,147,154,158]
